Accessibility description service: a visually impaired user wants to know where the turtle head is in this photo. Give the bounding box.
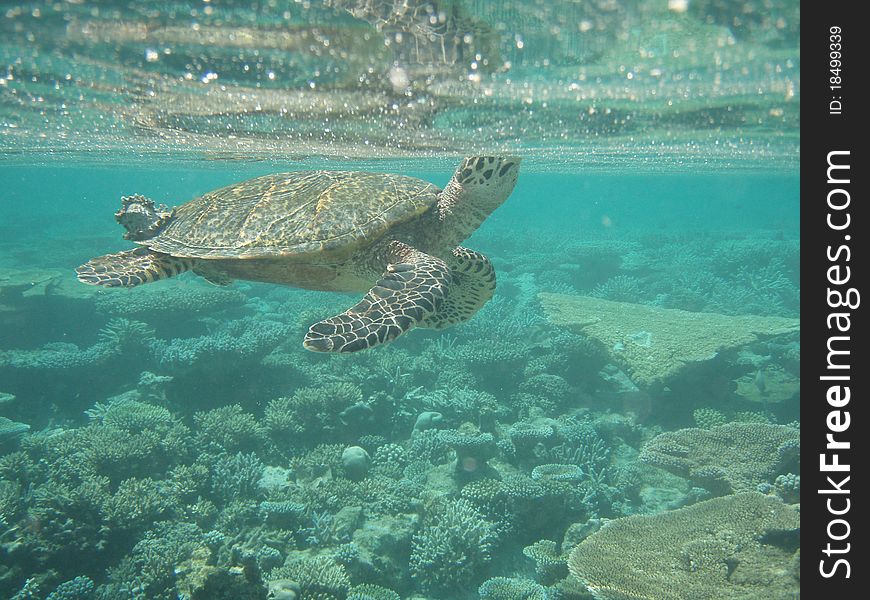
[115,194,173,241]
[437,156,521,240]
[442,156,520,215]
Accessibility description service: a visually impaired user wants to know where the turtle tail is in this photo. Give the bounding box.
[76,247,193,287]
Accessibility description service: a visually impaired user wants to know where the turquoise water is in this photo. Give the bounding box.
[1,2,799,599]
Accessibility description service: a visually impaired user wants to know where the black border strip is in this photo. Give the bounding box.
[804,3,867,595]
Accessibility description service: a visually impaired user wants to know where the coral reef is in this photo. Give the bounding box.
[0,225,800,599]
[568,492,800,599]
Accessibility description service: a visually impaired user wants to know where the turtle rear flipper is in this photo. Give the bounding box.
[76,247,193,287]
[420,246,496,330]
[304,246,451,353]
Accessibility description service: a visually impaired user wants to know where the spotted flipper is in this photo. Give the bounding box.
[76,247,193,288]
[421,247,496,330]
[304,249,451,353]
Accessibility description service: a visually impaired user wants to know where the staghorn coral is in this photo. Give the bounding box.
[409,498,499,595]
[518,374,573,411]
[451,340,529,389]
[259,500,306,528]
[568,492,800,600]
[32,416,191,486]
[640,423,799,494]
[408,429,450,465]
[0,479,22,527]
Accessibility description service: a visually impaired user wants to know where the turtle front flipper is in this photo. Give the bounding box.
[304,246,451,353]
[420,246,496,330]
[76,247,193,287]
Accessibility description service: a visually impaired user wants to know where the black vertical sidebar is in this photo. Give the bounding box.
[803,2,867,597]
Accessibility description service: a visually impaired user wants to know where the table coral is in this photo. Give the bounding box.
[639,423,799,494]
[538,293,800,388]
[93,283,246,319]
[568,492,800,600]
[523,539,567,583]
[346,583,401,600]
[478,576,548,600]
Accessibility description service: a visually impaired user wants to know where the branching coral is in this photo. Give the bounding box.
[45,576,95,600]
[590,275,645,303]
[101,477,179,531]
[409,498,499,595]
[265,382,364,445]
[267,556,350,600]
[103,522,207,600]
[209,452,265,503]
[568,492,800,600]
[194,404,267,453]
[97,318,156,354]
[415,386,498,425]
[151,317,289,371]
[692,407,728,429]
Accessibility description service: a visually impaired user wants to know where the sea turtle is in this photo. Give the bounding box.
[77,156,520,352]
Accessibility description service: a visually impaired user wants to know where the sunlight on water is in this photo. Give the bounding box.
[0,0,799,171]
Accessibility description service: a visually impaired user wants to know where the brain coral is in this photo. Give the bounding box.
[639,422,799,494]
[568,492,800,600]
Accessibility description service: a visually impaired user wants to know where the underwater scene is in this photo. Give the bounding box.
[1,2,799,600]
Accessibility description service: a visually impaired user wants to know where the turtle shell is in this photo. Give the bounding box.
[144,171,440,259]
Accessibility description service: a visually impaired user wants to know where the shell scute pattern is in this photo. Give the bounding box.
[145,171,438,259]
